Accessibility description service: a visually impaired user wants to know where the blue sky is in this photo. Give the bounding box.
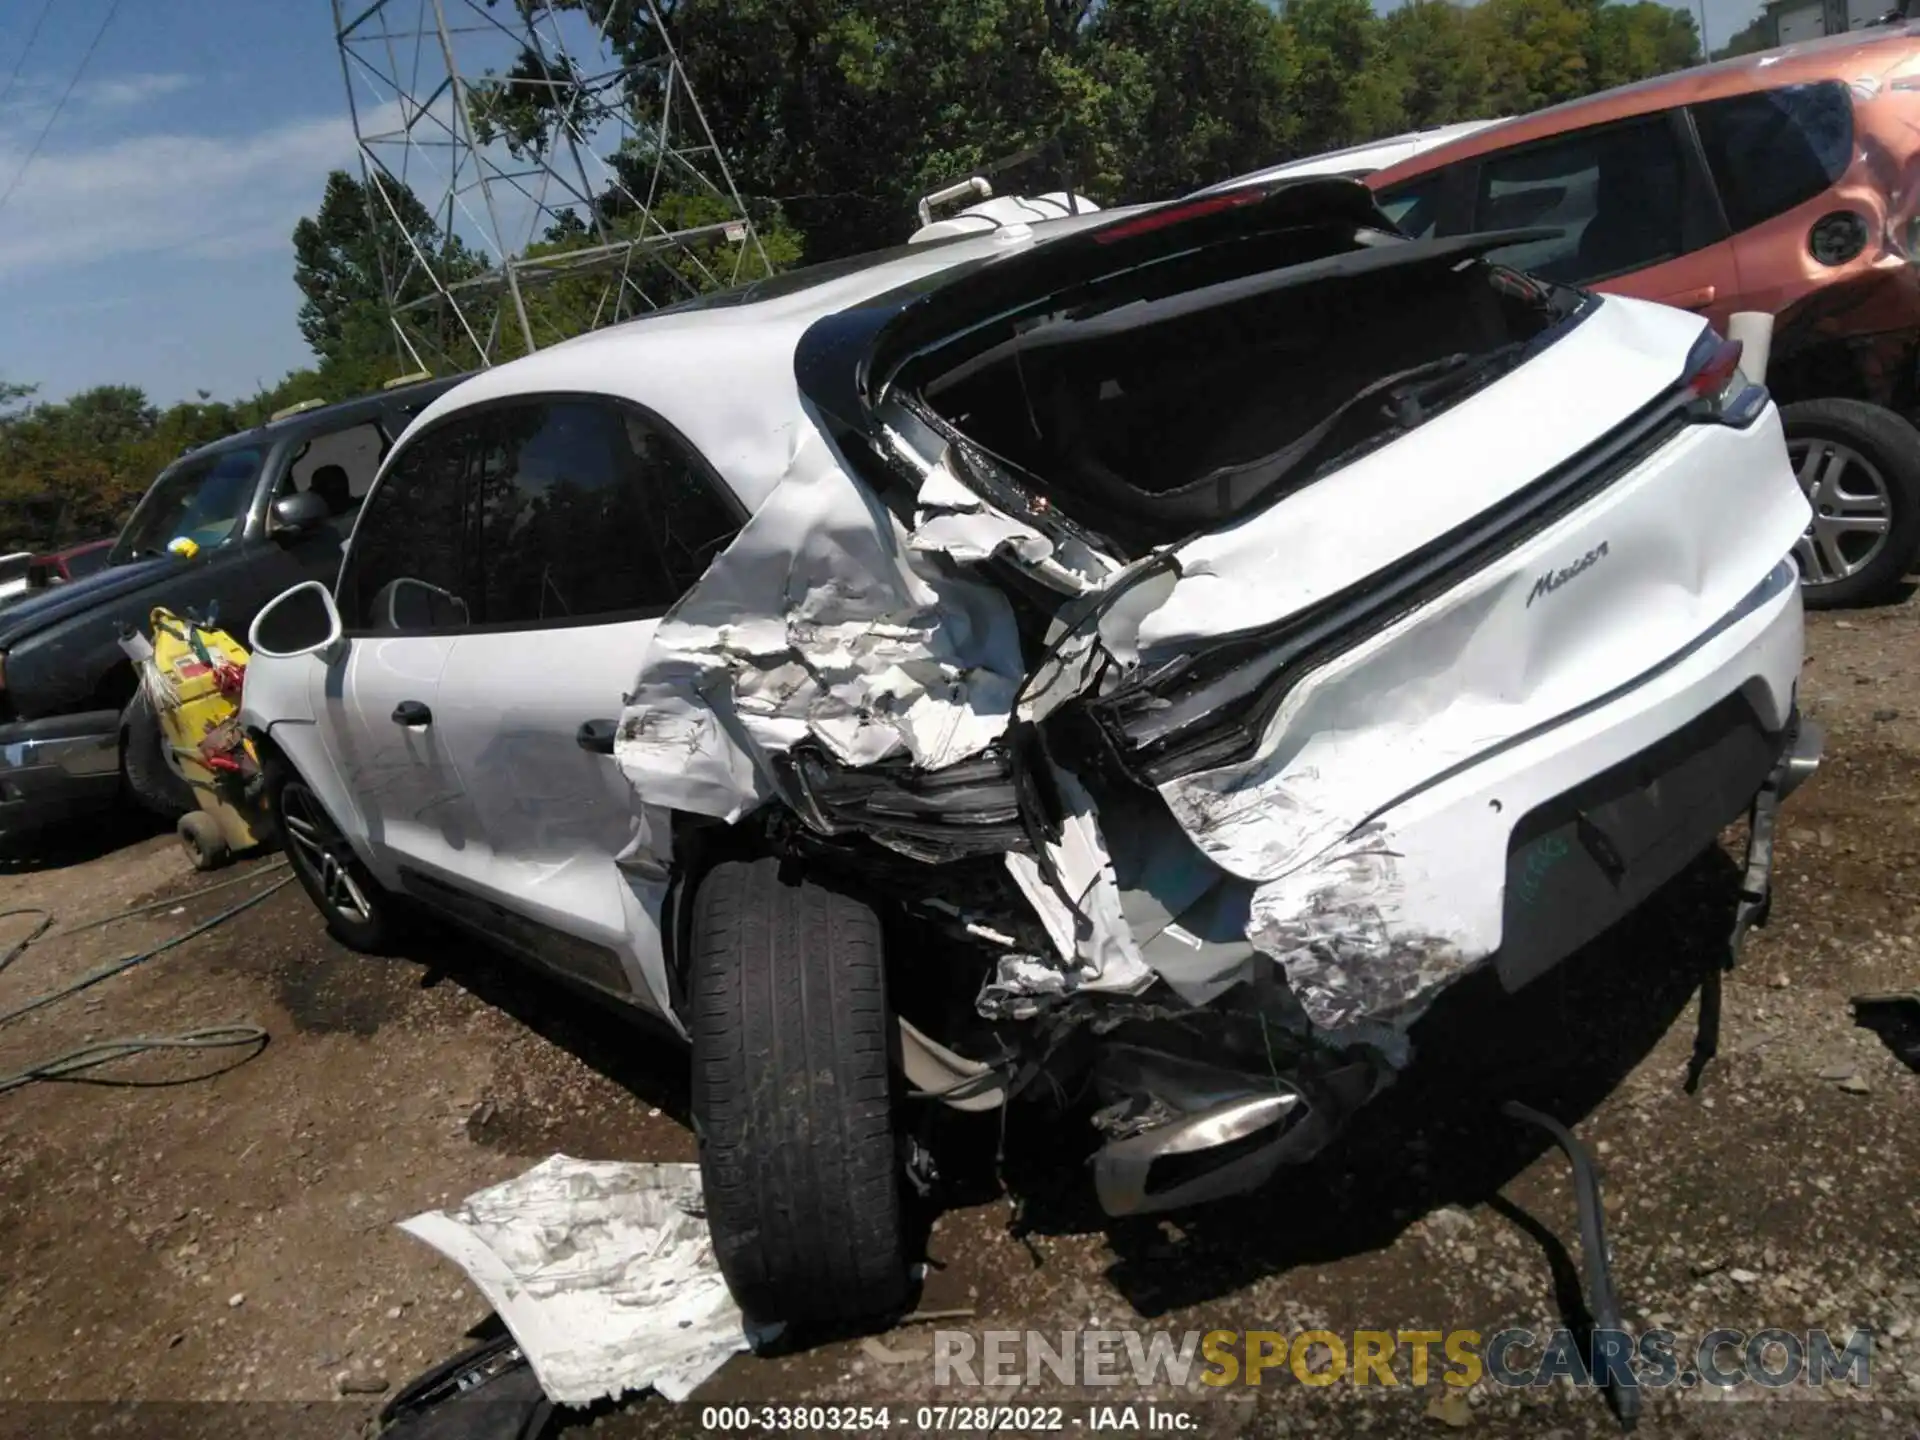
[1,0,1767,409]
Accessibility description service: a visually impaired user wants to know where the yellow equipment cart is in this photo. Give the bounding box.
[118,607,267,870]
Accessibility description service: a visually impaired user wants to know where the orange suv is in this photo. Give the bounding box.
[1370,26,1920,606]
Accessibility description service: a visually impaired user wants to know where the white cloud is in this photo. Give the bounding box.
[77,72,195,110]
[0,102,406,278]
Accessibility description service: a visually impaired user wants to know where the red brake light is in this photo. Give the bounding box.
[1092,189,1268,245]
[1687,336,1744,397]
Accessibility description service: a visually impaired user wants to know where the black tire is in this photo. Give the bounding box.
[1781,398,1920,609]
[176,811,228,871]
[690,857,909,1326]
[120,687,195,818]
[271,768,395,953]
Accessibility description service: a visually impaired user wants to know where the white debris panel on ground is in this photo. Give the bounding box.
[398,1156,753,1406]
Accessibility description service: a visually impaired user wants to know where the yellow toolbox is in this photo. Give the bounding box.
[119,607,266,870]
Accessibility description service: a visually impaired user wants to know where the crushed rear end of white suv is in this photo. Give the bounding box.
[242,179,1820,1327]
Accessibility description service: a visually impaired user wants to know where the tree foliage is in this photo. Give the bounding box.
[6,0,1712,549]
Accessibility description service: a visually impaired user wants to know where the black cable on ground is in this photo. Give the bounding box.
[0,907,54,977]
[57,857,288,936]
[0,1025,267,1094]
[0,869,292,1093]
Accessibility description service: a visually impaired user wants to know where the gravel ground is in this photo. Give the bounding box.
[0,604,1917,1439]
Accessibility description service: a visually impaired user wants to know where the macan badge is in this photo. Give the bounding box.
[1527,541,1610,607]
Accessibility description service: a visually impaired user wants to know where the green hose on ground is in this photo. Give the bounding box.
[0,864,292,1093]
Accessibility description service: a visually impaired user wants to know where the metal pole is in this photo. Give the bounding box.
[333,0,411,373]
[429,0,536,360]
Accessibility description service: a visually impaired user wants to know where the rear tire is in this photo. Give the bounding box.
[272,769,395,953]
[1781,398,1920,609]
[689,857,909,1327]
[177,811,229,871]
[121,687,195,819]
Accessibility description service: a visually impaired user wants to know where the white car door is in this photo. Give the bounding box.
[318,412,489,891]
[430,398,745,1021]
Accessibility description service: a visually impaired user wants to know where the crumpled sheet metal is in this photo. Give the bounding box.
[614,431,1025,821]
[608,420,1485,1044]
[903,447,1119,596]
[398,1156,752,1406]
[999,762,1154,1010]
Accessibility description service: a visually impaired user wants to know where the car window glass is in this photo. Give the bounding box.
[470,400,742,627]
[1692,82,1853,234]
[472,401,653,625]
[115,446,265,561]
[281,420,388,525]
[1374,173,1443,240]
[1473,117,1684,284]
[621,411,743,598]
[341,420,479,633]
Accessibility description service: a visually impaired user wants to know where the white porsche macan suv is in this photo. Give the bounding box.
[241,178,1820,1327]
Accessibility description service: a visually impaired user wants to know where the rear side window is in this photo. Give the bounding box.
[1472,116,1684,285]
[620,410,744,598]
[341,419,481,633]
[1692,82,1854,233]
[281,420,388,523]
[469,400,742,627]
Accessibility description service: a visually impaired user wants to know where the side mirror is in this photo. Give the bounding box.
[249,581,343,660]
[270,491,331,536]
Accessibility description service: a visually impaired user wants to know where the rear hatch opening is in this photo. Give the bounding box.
[898,219,1583,556]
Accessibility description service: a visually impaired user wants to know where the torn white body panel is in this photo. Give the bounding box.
[1133,297,1721,652]
[398,1156,752,1406]
[1157,399,1811,886]
[904,445,1120,595]
[1242,557,1802,1038]
[614,431,1026,819]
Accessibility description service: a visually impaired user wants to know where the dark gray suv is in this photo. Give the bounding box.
[0,375,462,834]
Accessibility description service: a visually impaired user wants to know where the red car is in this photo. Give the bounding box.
[1369,27,1920,607]
[26,538,114,589]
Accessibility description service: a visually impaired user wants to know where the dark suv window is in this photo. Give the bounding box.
[341,418,481,633]
[1692,82,1853,234]
[1472,116,1685,285]
[470,400,742,627]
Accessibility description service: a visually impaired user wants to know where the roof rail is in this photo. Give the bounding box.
[382,370,434,390]
[268,398,328,422]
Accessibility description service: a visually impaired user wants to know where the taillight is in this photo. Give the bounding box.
[1683,328,1767,427]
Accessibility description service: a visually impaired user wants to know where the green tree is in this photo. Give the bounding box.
[1590,1,1699,90]
[1089,0,1299,200]
[292,169,483,387]
[1470,0,1594,115]
[1282,0,1408,157]
[1383,1,1494,129]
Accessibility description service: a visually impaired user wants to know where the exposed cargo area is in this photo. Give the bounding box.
[914,229,1572,548]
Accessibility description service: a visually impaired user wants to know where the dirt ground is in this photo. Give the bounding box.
[1,603,1919,1440]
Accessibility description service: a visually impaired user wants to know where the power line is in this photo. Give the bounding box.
[0,0,125,218]
[0,0,57,113]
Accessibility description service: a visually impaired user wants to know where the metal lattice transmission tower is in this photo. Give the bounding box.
[332,0,769,373]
